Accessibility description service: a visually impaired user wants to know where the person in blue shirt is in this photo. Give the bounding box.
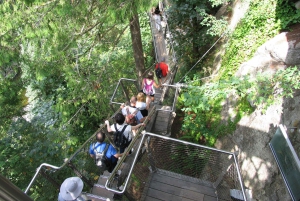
[89,131,122,173]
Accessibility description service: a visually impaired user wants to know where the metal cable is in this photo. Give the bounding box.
[178,32,226,83]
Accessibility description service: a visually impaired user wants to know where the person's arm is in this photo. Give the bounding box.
[105,120,113,132]
[145,102,150,110]
[153,81,161,88]
[141,78,145,90]
[114,153,123,158]
[131,123,145,130]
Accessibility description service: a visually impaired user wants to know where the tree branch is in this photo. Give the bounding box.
[112,25,129,49]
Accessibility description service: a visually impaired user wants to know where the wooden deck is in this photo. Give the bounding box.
[142,170,218,201]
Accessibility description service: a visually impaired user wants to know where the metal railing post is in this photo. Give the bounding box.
[172,87,179,113]
[120,80,130,103]
[39,169,60,191]
[67,161,93,188]
[145,136,157,173]
[109,102,116,113]
[233,153,247,201]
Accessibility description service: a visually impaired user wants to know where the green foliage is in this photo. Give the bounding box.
[180,67,300,146]
[0,78,25,136]
[178,0,300,147]
[0,0,156,199]
[276,0,300,29]
[220,0,280,78]
[219,0,300,79]
[168,0,228,74]
[0,100,67,193]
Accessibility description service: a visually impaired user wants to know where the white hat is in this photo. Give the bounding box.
[60,177,83,200]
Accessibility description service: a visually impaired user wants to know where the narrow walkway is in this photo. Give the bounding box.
[150,14,167,62]
[90,7,176,201]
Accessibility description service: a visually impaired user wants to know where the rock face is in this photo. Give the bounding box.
[215,25,300,201]
[235,24,300,77]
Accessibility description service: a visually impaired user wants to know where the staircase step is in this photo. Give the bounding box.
[91,184,114,200]
[86,193,111,201]
[103,171,111,177]
[97,175,108,186]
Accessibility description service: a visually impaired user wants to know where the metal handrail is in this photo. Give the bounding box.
[106,131,247,200]
[24,109,121,194]
[157,83,183,112]
[105,106,156,193]
[233,153,247,201]
[109,78,138,104]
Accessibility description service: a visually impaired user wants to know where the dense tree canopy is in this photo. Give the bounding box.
[2,0,299,199]
[0,0,158,198]
[167,0,228,74]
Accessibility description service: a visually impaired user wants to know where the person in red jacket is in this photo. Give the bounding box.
[155,57,169,84]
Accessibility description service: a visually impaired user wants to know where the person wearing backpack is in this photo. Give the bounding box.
[155,57,169,85]
[89,131,122,174]
[142,71,161,104]
[105,113,144,153]
[121,96,146,124]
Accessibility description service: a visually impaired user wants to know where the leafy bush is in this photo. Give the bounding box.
[177,0,300,146]
[180,67,300,146]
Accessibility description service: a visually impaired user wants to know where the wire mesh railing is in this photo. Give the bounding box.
[24,109,122,200]
[111,132,247,201]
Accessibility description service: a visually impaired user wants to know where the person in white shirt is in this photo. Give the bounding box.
[105,113,144,153]
[121,96,145,124]
[136,92,149,117]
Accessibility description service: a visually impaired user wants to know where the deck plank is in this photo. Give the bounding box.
[203,195,219,201]
[151,173,217,197]
[149,180,204,201]
[145,196,163,201]
[146,188,197,201]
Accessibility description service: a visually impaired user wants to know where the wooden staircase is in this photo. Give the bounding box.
[87,171,117,201]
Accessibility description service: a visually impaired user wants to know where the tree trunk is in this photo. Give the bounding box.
[130,14,145,87]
